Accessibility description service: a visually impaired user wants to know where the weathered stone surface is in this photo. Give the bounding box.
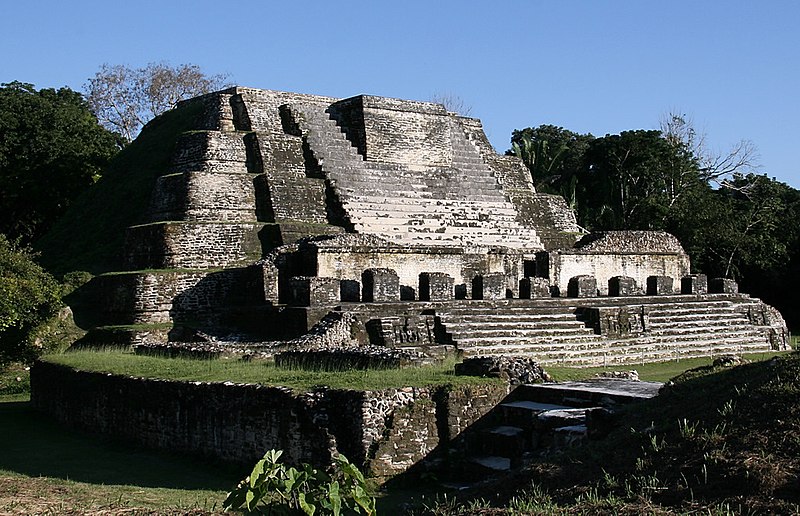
[419,272,454,301]
[568,275,597,298]
[455,356,552,385]
[647,275,674,295]
[681,274,708,295]
[288,276,341,306]
[609,276,637,296]
[362,268,400,302]
[32,361,508,479]
[473,272,507,300]
[519,277,551,298]
[710,277,739,294]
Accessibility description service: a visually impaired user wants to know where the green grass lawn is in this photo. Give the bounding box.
[44,350,499,392]
[0,394,239,514]
[2,347,792,513]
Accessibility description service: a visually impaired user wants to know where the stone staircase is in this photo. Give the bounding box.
[454,379,662,480]
[434,297,782,366]
[287,102,543,250]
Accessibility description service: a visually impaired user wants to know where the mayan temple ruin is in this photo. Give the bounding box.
[82,86,789,364]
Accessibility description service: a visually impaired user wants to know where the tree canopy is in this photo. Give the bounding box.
[0,82,122,244]
[85,62,229,142]
[510,122,800,329]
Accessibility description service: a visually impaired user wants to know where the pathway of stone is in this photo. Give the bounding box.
[443,378,663,488]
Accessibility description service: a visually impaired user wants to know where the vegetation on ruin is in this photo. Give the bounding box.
[510,122,800,330]
[34,98,204,275]
[416,350,800,515]
[43,351,501,392]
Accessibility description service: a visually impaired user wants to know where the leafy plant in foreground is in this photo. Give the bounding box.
[223,449,376,515]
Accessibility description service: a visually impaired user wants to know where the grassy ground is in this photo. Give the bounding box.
[2,348,795,514]
[0,394,238,515]
[43,351,499,392]
[421,350,800,515]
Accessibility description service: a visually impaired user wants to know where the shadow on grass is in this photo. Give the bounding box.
[0,399,243,490]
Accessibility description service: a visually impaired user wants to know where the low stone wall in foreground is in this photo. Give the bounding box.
[31,361,508,479]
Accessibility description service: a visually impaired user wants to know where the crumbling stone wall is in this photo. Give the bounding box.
[32,361,508,479]
[545,232,691,296]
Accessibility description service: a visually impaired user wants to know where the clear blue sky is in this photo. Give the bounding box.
[2,0,798,187]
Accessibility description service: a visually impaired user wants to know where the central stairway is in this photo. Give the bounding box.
[286,102,543,250]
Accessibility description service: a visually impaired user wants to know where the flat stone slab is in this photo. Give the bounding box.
[521,379,663,406]
[534,379,661,399]
[500,400,573,412]
[554,424,588,434]
[487,425,525,437]
[537,408,588,425]
[471,456,511,471]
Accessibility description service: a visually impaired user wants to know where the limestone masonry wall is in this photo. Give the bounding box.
[32,361,508,479]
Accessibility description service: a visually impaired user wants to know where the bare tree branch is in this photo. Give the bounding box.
[85,62,231,142]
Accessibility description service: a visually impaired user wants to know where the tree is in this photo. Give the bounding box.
[85,62,230,142]
[578,130,702,230]
[0,234,62,366]
[509,125,594,209]
[660,112,759,184]
[430,92,472,116]
[0,82,122,244]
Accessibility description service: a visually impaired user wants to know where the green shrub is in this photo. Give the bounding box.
[224,449,376,515]
[0,235,63,365]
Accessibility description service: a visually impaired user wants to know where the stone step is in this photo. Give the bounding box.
[339,187,507,202]
[457,336,771,363]
[446,321,593,332]
[647,312,749,323]
[463,340,774,366]
[479,425,527,458]
[441,311,584,322]
[345,200,519,217]
[647,324,764,336]
[449,327,598,339]
[469,455,511,472]
[345,195,521,210]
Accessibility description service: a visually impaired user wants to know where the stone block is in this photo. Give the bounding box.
[608,276,637,297]
[260,262,279,303]
[567,275,597,298]
[340,280,361,302]
[419,272,454,301]
[287,276,341,306]
[362,268,400,302]
[681,274,708,295]
[646,276,674,295]
[472,272,506,300]
[709,277,738,294]
[519,277,551,298]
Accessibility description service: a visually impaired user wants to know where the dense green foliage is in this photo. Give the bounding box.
[224,449,376,515]
[0,82,122,245]
[0,235,62,365]
[511,124,800,329]
[35,100,203,275]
